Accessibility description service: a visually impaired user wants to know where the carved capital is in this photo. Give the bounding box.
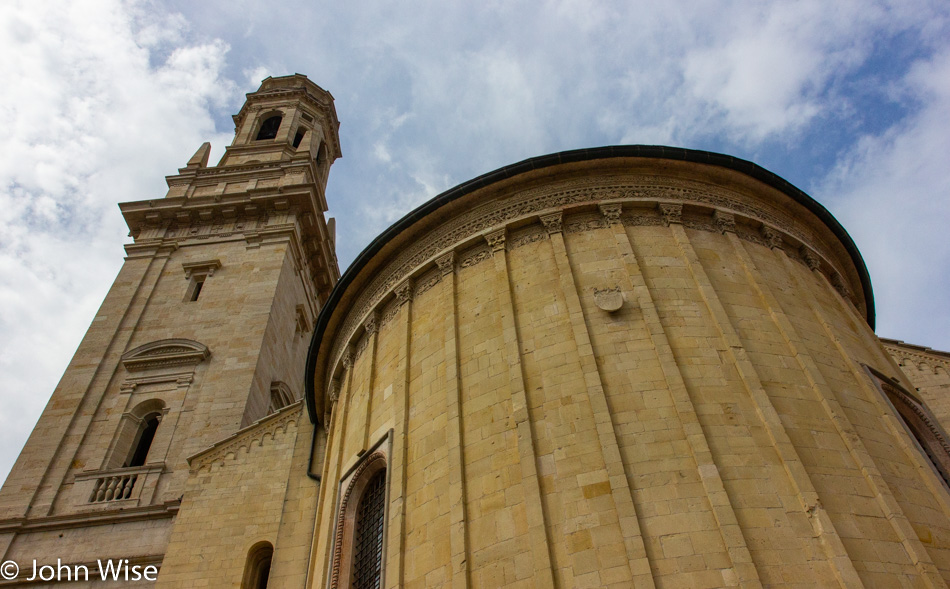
[659,203,682,226]
[342,347,355,370]
[363,312,378,336]
[485,229,507,251]
[800,246,821,270]
[598,204,623,226]
[539,212,563,234]
[395,278,414,305]
[435,251,456,276]
[713,210,736,234]
[831,272,853,300]
[761,225,784,250]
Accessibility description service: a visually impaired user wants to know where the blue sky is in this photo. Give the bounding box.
[1,0,948,482]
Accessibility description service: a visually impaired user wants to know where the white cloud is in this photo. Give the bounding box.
[0,0,234,482]
[2,0,950,489]
[818,48,950,349]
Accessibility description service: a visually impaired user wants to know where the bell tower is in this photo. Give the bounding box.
[0,75,340,579]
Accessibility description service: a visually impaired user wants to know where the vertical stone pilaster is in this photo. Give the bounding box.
[548,209,655,587]
[732,235,947,588]
[605,215,763,588]
[672,223,862,587]
[385,278,413,589]
[436,251,471,589]
[40,252,173,516]
[309,350,355,587]
[485,228,558,588]
[361,312,379,452]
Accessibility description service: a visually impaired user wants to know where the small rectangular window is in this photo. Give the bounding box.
[185,277,206,302]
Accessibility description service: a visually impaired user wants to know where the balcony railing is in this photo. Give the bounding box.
[88,473,138,503]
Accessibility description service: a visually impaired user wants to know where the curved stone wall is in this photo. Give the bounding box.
[306,153,950,588]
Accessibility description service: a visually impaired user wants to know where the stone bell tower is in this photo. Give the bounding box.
[0,74,340,580]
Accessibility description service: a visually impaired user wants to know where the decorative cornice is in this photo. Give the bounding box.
[309,156,876,421]
[188,402,301,472]
[0,501,179,534]
[181,259,221,279]
[121,339,210,372]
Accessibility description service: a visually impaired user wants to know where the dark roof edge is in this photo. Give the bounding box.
[305,145,876,423]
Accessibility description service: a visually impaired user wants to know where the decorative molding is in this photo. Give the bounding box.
[830,272,853,300]
[325,175,866,393]
[342,347,355,371]
[379,299,401,328]
[507,224,547,250]
[621,212,663,227]
[121,339,210,372]
[181,259,221,279]
[395,278,414,305]
[485,228,507,251]
[120,372,194,394]
[565,213,605,234]
[800,246,821,270]
[761,225,784,250]
[330,442,390,589]
[188,403,301,472]
[296,304,312,336]
[593,286,624,312]
[714,210,736,234]
[459,245,491,269]
[598,203,623,226]
[659,203,682,226]
[435,251,456,275]
[363,311,378,336]
[539,212,563,234]
[414,267,442,297]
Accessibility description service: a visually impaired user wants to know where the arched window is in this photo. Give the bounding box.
[330,450,388,589]
[107,399,166,470]
[241,542,273,589]
[352,470,386,589]
[125,413,160,467]
[255,115,282,141]
[870,367,950,488]
[269,381,296,413]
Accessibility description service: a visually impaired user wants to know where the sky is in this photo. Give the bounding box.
[1,0,948,483]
